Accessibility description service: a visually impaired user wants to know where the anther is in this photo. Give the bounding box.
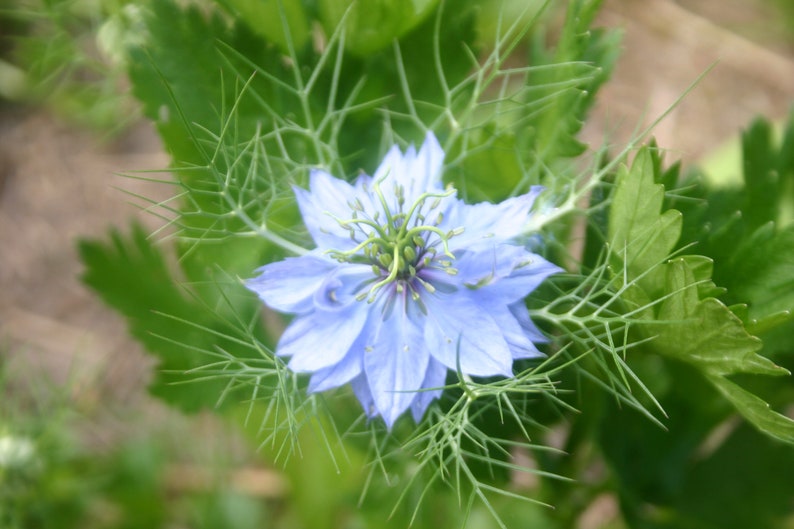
[416,277,435,293]
[378,253,393,268]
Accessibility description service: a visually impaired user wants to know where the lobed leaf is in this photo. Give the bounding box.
[608,146,794,444]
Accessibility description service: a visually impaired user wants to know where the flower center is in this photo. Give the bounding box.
[327,179,462,303]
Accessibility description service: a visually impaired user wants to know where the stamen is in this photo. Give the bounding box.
[329,181,463,306]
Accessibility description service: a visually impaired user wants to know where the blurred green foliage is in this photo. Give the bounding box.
[0,0,141,131]
[2,0,793,527]
[0,361,269,529]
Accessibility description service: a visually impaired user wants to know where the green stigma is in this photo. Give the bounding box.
[326,179,463,303]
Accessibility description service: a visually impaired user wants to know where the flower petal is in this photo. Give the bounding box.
[364,297,429,429]
[308,340,364,393]
[423,293,513,377]
[410,357,447,423]
[278,304,368,372]
[454,244,532,289]
[372,133,445,206]
[351,373,378,419]
[245,253,336,314]
[404,132,445,202]
[372,144,404,183]
[509,301,550,343]
[457,245,563,304]
[444,186,545,250]
[293,169,360,250]
[469,294,543,360]
[313,264,373,310]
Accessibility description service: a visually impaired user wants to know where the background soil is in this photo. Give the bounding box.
[1,0,793,519]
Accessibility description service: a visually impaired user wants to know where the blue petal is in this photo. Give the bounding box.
[372,133,445,206]
[364,296,429,429]
[480,254,563,303]
[245,253,336,314]
[278,304,368,372]
[351,374,378,420]
[444,186,545,250]
[456,245,563,304]
[410,357,447,423]
[372,144,403,183]
[308,339,365,393]
[404,133,445,202]
[509,301,550,343]
[423,293,513,377]
[293,169,360,250]
[469,293,543,359]
[313,264,373,310]
[454,244,532,289]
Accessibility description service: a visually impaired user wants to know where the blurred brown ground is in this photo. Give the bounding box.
[0,0,792,514]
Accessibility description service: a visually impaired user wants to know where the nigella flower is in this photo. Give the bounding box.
[246,133,562,429]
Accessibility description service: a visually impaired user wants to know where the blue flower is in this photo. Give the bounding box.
[246,133,562,429]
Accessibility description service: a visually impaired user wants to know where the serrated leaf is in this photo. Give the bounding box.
[79,223,262,412]
[609,149,682,297]
[218,0,310,52]
[457,125,524,201]
[676,254,725,299]
[318,0,439,56]
[723,225,794,322]
[708,375,794,444]
[677,113,794,357]
[128,0,286,168]
[657,259,786,378]
[526,1,621,164]
[607,146,794,444]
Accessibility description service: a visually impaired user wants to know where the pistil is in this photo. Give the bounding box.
[327,179,463,303]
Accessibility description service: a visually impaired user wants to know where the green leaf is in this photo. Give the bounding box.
[657,259,785,378]
[708,375,794,444]
[128,0,286,168]
[607,146,794,444]
[457,125,524,201]
[78,223,264,412]
[318,0,439,56]
[608,149,682,298]
[601,372,794,529]
[216,0,311,52]
[740,112,794,231]
[526,0,621,164]
[722,225,794,323]
[679,112,794,307]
